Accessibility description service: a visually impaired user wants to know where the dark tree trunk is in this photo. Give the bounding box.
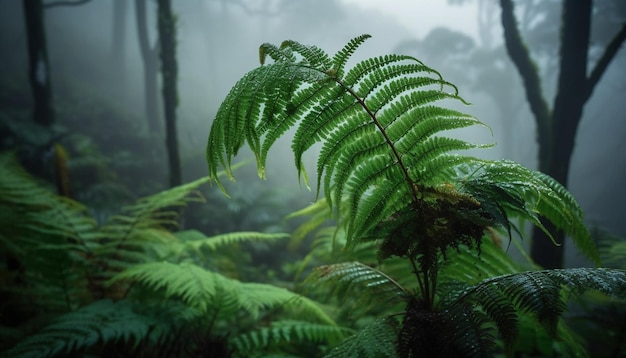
[157,0,182,188]
[23,0,54,126]
[530,0,591,269]
[136,0,161,134]
[110,0,127,91]
[501,0,626,268]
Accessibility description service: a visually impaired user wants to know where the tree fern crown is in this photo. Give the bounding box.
[206,35,598,264]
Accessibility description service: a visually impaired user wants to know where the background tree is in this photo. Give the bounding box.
[500,0,626,268]
[157,0,181,188]
[23,0,54,126]
[109,0,127,100]
[135,0,161,134]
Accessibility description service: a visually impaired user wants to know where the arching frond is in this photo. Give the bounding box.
[207,35,491,247]
[460,160,599,264]
[109,261,335,324]
[308,262,409,314]
[454,268,626,353]
[206,35,592,270]
[324,317,399,358]
[2,299,156,358]
[177,229,289,256]
[231,320,352,354]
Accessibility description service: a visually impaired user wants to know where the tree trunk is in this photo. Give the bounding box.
[23,0,54,126]
[110,0,127,94]
[501,0,626,268]
[157,0,182,188]
[530,0,591,269]
[135,0,161,134]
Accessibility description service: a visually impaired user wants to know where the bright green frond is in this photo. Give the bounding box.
[178,230,289,253]
[109,261,221,313]
[109,261,335,324]
[331,34,371,77]
[207,35,491,247]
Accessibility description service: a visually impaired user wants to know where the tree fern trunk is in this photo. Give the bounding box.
[157,0,181,188]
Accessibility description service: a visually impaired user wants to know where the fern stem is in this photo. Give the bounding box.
[333,79,420,204]
[410,256,432,309]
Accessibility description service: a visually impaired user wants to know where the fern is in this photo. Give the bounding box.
[177,229,289,256]
[324,317,399,358]
[109,261,335,324]
[205,35,623,356]
[231,320,352,355]
[310,262,409,314]
[1,299,156,358]
[206,34,598,268]
[452,267,626,354]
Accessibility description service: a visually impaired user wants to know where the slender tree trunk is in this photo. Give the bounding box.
[157,0,181,188]
[110,0,127,93]
[501,0,626,268]
[135,0,161,134]
[23,0,54,126]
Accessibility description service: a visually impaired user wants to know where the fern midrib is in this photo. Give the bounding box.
[332,77,420,205]
[331,68,450,309]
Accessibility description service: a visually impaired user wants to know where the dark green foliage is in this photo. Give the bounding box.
[0,152,343,357]
[325,318,399,358]
[2,300,155,357]
[206,35,626,357]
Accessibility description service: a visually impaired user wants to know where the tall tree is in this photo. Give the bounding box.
[157,0,181,188]
[500,0,626,268]
[135,0,161,134]
[23,0,54,126]
[110,0,127,94]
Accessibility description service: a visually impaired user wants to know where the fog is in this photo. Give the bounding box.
[1,0,625,265]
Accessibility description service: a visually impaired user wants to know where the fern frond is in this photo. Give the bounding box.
[177,229,289,255]
[324,317,399,358]
[455,268,626,352]
[231,320,352,354]
[460,160,599,264]
[109,261,335,324]
[207,35,492,247]
[2,299,155,358]
[593,227,626,269]
[308,262,409,317]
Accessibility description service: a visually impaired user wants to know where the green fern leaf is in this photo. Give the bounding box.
[206,35,492,246]
[460,160,599,264]
[231,320,352,354]
[324,317,399,358]
[310,262,409,313]
[109,261,336,324]
[455,267,626,352]
[2,299,154,358]
[177,230,289,254]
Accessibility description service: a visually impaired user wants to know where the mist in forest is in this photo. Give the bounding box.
[1,0,625,265]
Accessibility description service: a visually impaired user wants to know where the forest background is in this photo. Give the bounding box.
[1,0,625,356]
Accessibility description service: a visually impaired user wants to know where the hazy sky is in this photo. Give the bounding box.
[341,0,479,39]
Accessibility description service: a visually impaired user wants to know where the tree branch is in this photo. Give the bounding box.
[499,0,551,135]
[585,22,626,101]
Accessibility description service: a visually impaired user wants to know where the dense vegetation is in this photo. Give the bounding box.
[1,23,625,358]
